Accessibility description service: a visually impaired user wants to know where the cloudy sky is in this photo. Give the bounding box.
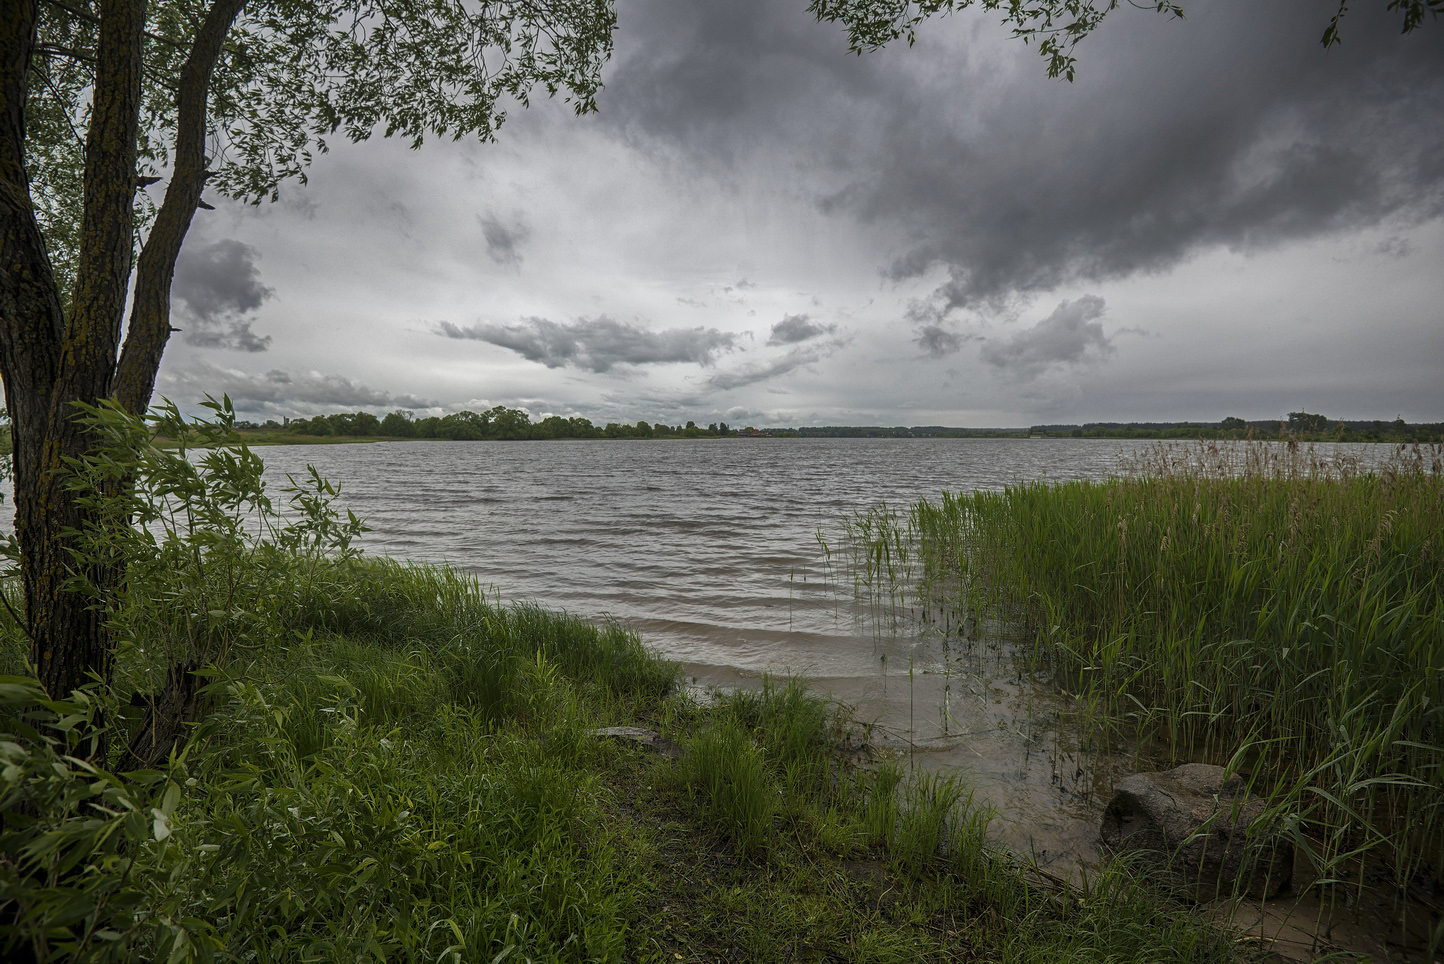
[155,0,1444,427]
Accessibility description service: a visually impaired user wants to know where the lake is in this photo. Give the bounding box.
[253,436,1162,869]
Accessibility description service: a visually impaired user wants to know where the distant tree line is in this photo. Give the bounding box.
[1026,412,1443,443]
[227,408,1444,443]
[239,407,738,440]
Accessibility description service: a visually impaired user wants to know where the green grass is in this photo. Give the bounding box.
[834,440,1444,920]
[1,556,1243,963]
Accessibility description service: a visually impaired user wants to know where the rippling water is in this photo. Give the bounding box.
[257,438,1135,673]
[251,437,1160,867]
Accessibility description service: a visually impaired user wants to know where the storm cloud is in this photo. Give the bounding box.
[708,344,830,390]
[711,319,846,389]
[480,214,530,267]
[980,296,1114,379]
[606,0,1444,313]
[437,316,738,372]
[915,324,966,358]
[768,313,836,345]
[171,239,274,352]
[161,362,437,416]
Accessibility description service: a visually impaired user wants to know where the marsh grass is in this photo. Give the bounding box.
[0,554,1250,962]
[680,718,779,854]
[834,440,1444,923]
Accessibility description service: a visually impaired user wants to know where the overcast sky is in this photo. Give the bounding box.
[154,0,1444,427]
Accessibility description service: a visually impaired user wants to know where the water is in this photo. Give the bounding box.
[257,438,1127,674]
[255,436,1152,871]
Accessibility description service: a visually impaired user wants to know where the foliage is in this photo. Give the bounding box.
[253,408,1444,443]
[835,440,1444,915]
[809,0,1180,80]
[3,398,363,694]
[810,0,1439,82]
[26,0,618,297]
[0,678,207,963]
[276,406,745,440]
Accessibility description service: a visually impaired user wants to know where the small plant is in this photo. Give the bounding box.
[891,770,974,877]
[681,719,778,854]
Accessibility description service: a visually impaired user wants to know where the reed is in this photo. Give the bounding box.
[836,441,1444,910]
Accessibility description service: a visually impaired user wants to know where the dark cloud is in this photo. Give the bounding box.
[980,295,1113,379]
[161,362,437,415]
[768,313,835,345]
[709,344,829,390]
[171,239,274,352]
[1375,236,1413,258]
[915,324,966,357]
[710,321,847,389]
[480,214,529,267]
[437,316,737,372]
[606,0,1444,312]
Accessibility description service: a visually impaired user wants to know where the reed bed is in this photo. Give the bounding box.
[837,441,1444,916]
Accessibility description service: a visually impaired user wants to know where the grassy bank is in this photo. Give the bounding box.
[0,556,1245,962]
[837,441,1443,932]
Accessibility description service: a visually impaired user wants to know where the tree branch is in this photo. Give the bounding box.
[40,0,193,54]
[34,41,95,63]
[116,0,249,414]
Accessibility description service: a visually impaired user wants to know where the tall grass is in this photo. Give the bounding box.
[0,557,678,962]
[836,441,1444,912]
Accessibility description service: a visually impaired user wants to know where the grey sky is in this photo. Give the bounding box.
[171,239,274,352]
[151,0,1444,425]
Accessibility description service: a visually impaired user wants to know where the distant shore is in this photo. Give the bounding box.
[219,406,1444,445]
[230,421,1444,446]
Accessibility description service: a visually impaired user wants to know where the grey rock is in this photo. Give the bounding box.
[589,726,683,760]
[1100,763,1292,900]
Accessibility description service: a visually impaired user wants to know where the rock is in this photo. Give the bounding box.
[1100,763,1292,900]
[589,726,683,760]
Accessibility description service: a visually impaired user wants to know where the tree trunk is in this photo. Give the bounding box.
[115,0,248,414]
[2,0,244,723]
[1,0,147,708]
[116,659,202,771]
[31,0,147,704]
[1,0,79,697]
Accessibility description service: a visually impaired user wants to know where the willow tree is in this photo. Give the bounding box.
[809,1,1439,78]
[0,0,615,706]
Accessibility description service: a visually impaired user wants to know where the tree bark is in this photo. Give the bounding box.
[1,0,70,681]
[115,0,247,415]
[0,0,147,706]
[2,0,246,729]
[30,0,147,703]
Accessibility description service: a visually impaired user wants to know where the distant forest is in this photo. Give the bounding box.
[236,408,1444,443]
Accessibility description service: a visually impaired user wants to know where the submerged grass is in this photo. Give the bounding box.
[835,440,1444,924]
[1,557,1243,962]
